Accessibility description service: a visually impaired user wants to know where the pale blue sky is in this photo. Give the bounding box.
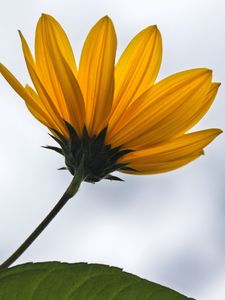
[0,0,225,299]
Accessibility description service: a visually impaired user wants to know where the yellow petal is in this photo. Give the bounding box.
[119,129,222,174]
[179,82,221,134]
[0,63,54,128]
[19,31,67,135]
[123,154,202,175]
[36,14,77,76]
[0,63,33,104]
[35,15,71,118]
[107,68,212,148]
[78,16,117,135]
[25,85,60,129]
[35,14,83,131]
[39,14,85,135]
[110,25,162,129]
[131,81,220,150]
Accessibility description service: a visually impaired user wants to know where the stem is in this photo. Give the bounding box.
[0,162,85,270]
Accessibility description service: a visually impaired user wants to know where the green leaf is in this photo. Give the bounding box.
[0,262,196,300]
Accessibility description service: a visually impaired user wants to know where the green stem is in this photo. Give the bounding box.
[0,162,85,270]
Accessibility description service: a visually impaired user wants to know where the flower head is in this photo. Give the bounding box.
[0,14,222,182]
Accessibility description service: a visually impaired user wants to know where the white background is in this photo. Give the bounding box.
[0,0,225,299]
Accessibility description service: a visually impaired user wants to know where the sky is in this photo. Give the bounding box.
[0,0,225,299]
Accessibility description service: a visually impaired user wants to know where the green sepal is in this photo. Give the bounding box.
[105,174,124,181]
[42,145,64,155]
[46,123,137,183]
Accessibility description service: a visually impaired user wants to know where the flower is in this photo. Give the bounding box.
[0,14,222,182]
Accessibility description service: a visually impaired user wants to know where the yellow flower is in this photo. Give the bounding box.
[0,14,222,182]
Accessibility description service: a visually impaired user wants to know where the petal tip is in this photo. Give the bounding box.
[216,129,223,135]
[210,82,221,93]
[210,128,223,139]
[199,68,212,81]
[100,15,113,25]
[41,13,50,18]
[145,24,160,34]
[197,68,212,75]
[204,68,212,75]
[0,63,4,74]
[154,25,161,37]
[142,24,161,41]
[206,68,213,77]
[18,30,23,40]
[102,15,110,20]
[40,13,54,23]
[215,82,221,88]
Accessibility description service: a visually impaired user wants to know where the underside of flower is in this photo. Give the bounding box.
[0,14,222,178]
[44,122,136,183]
